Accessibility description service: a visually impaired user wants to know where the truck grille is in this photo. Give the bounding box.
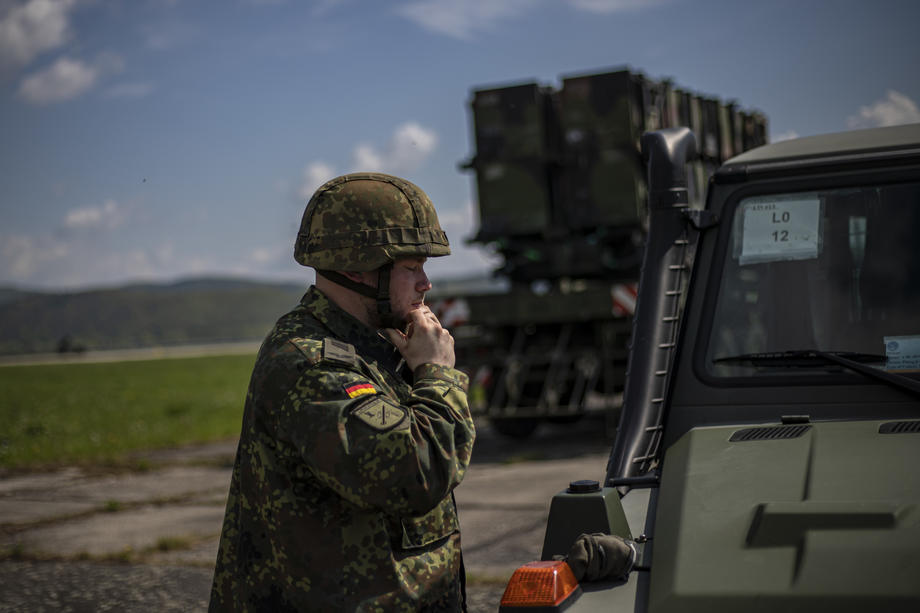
[729,425,812,442]
[878,420,920,434]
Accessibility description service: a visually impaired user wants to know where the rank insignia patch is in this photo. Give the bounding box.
[344,383,377,399]
[352,397,407,431]
[323,338,356,364]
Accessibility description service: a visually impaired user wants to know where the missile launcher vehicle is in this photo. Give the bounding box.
[433,68,767,438]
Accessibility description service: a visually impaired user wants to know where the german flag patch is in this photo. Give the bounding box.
[344,383,377,399]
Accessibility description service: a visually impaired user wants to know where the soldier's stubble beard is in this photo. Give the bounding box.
[361,299,408,332]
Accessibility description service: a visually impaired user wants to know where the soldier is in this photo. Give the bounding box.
[209,173,476,612]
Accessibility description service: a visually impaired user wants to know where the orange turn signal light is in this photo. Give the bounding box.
[499,560,581,609]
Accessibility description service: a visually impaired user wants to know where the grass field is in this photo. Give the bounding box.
[0,354,256,470]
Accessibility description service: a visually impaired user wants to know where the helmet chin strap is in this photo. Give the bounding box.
[373,263,398,329]
[317,263,399,329]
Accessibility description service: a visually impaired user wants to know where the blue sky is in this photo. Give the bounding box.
[1,0,918,290]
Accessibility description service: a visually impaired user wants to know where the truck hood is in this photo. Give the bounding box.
[648,418,920,612]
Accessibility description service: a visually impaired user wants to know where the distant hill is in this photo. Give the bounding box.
[0,288,41,307]
[0,278,308,355]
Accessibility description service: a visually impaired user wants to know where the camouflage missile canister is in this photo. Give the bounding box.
[730,103,744,158]
[742,111,769,150]
[472,83,554,159]
[718,103,734,159]
[699,97,722,160]
[462,68,768,283]
[469,83,556,241]
[558,70,647,231]
[449,67,768,432]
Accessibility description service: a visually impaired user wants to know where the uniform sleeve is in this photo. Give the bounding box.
[266,344,476,517]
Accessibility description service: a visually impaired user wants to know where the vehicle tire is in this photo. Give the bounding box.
[546,414,584,426]
[489,417,540,439]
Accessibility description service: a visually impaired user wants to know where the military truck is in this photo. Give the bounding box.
[498,123,920,611]
[432,68,767,438]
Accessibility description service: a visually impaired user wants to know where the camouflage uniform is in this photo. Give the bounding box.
[209,287,474,611]
[210,173,475,612]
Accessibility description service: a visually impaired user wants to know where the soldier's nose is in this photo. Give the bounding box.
[417,275,432,292]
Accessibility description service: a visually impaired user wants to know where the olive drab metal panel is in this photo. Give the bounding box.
[699,97,722,160]
[718,103,733,159]
[473,158,553,239]
[560,71,643,151]
[730,104,744,158]
[463,68,768,284]
[742,111,768,150]
[472,83,554,159]
[559,70,646,231]
[469,84,556,240]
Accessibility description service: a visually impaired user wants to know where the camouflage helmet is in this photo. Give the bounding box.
[294,172,450,271]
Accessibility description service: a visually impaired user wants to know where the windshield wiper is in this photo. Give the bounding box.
[715,349,920,399]
[715,350,886,367]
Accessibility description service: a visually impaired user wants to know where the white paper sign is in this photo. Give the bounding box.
[739,196,821,265]
[885,335,920,372]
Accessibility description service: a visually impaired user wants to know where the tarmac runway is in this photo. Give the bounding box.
[0,416,614,612]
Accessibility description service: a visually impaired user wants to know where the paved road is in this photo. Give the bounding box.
[0,417,614,612]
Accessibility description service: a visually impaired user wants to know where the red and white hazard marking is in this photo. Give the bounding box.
[610,283,638,317]
[429,298,471,328]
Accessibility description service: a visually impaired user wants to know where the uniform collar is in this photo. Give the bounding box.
[301,286,402,371]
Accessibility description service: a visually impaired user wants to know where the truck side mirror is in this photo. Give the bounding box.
[642,127,698,209]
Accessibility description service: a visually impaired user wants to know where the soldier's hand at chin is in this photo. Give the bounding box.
[384,307,456,371]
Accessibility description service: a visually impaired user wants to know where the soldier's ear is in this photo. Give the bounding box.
[341,270,366,283]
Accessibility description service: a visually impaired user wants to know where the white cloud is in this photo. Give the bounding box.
[142,21,197,51]
[243,0,346,14]
[0,233,69,280]
[435,199,476,231]
[395,0,534,40]
[298,122,438,199]
[423,199,498,281]
[1,220,292,289]
[847,90,920,130]
[352,143,382,171]
[350,121,438,173]
[389,122,438,168]
[18,56,95,102]
[104,81,155,98]
[0,0,76,69]
[17,53,124,104]
[565,0,670,13]
[250,248,272,265]
[0,229,222,289]
[771,129,799,143]
[64,199,126,230]
[243,244,303,279]
[154,242,175,263]
[298,161,337,201]
[250,246,283,265]
[396,0,667,39]
[310,0,347,16]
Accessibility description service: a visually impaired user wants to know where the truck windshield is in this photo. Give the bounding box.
[706,181,920,379]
